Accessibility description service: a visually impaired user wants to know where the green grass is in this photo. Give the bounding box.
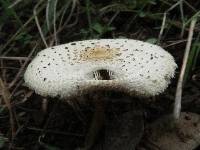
[184,33,200,83]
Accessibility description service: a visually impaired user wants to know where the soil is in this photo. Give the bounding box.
[0,79,199,150]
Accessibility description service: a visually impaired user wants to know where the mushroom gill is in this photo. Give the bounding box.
[93,69,114,80]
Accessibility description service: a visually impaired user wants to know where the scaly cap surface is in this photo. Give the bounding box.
[24,39,177,98]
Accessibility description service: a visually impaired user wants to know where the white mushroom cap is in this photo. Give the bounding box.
[24,39,177,98]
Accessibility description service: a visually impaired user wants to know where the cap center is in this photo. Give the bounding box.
[80,46,120,61]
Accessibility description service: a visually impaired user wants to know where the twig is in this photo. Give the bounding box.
[108,11,120,26]
[46,0,59,45]
[33,0,48,48]
[49,0,78,46]
[59,0,78,29]
[0,67,20,70]
[54,0,79,39]
[179,0,185,37]
[86,0,93,35]
[0,78,15,141]
[8,0,23,8]
[58,0,72,28]
[8,44,37,88]
[46,0,51,31]
[163,39,188,48]
[183,0,197,12]
[10,79,23,98]
[0,3,46,54]
[173,18,197,121]
[27,127,83,137]
[0,57,31,61]
[158,0,183,43]
[158,12,167,43]
[0,60,6,83]
[53,0,58,45]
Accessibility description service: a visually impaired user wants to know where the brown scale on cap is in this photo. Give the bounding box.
[80,45,121,61]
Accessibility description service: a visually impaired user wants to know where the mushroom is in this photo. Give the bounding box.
[24,39,177,149]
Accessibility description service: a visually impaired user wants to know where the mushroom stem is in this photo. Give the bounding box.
[84,94,105,150]
[80,70,110,149]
